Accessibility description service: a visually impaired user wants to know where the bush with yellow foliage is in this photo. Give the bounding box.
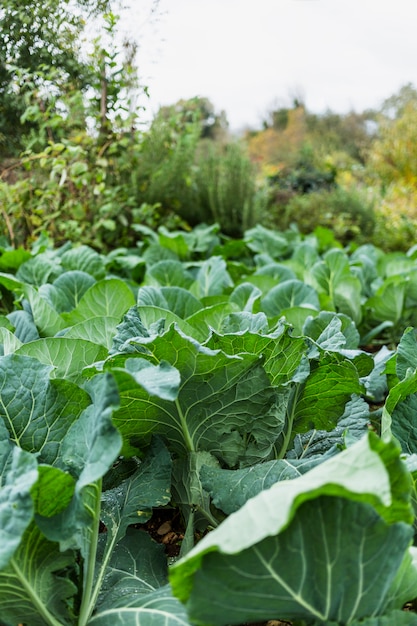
[368,101,417,250]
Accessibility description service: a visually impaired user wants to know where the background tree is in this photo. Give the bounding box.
[379,82,417,119]
[305,109,376,163]
[0,0,164,248]
[247,103,309,174]
[365,88,417,250]
[250,100,375,170]
[369,93,417,187]
[0,0,114,157]
[155,96,229,141]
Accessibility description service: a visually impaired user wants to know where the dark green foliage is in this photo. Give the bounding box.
[135,112,201,219]
[195,141,267,237]
[0,0,107,156]
[1,226,417,623]
[269,153,337,194]
[155,96,229,141]
[275,187,375,245]
[305,109,376,163]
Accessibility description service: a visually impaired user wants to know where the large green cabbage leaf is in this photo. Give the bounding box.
[170,433,416,626]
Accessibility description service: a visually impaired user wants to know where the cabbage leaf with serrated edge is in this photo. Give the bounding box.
[105,324,282,465]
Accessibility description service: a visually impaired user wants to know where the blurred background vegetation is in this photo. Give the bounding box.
[1,0,417,251]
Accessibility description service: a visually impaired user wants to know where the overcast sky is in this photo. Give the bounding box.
[124,0,417,131]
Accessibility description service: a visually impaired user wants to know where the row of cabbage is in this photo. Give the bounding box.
[0,224,417,625]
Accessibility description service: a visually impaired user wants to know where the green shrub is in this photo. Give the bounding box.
[370,183,417,252]
[268,154,336,194]
[270,187,375,246]
[0,133,189,251]
[1,93,266,248]
[135,114,202,220]
[195,141,268,237]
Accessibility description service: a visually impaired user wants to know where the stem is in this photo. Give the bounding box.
[277,384,304,460]
[85,517,120,617]
[78,479,102,626]
[195,504,219,528]
[175,398,195,452]
[10,559,64,626]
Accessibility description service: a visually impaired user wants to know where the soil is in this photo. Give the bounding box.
[137,506,184,558]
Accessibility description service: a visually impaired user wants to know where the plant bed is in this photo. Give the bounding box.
[1,225,417,625]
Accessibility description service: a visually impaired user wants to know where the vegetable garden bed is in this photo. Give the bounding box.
[1,223,417,625]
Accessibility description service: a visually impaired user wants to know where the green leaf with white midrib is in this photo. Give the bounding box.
[23,284,67,336]
[189,256,233,298]
[123,358,181,401]
[108,326,280,465]
[0,523,76,626]
[220,311,269,334]
[305,315,347,351]
[245,224,291,258]
[16,337,107,383]
[59,374,122,490]
[309,250,363,324]
[0,354,90,465]
[138,286,203,319]
[366,276,407,325]
[145,259,194,288]
[288,395,370,460]
[16,251,62,287]
[39,270,96,313]
[136,305,200,341]
[178,498,411,625]
[61,245,106,280]
[88,594,192,626]
[172,451,221,550]
[34,375,122,555]
[384,546,417,613]
[94,532,169,611]
[186,301,237,340]
[261,278,320,317]
[64,316,121,350]
[206,324,309,388]
[310,249,350,290]
[35,375,123,626]
[7,309,39,343]
[200,452,333,515]
[0,326,22,354]
[87,439,189,626]
[62,278,135,326]
[292,352,364,437]
[395,327,417,380]
[110,354,267,459]
[303,310,360,349]
[381,328,417,442]
[229,282,263,312]
[170,434,414,626]
[333,274,363,325]
[0,420,38,569]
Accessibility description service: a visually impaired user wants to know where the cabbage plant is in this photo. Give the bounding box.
[0,226,417,625]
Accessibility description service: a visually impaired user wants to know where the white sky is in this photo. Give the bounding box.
[123,0,417,131]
